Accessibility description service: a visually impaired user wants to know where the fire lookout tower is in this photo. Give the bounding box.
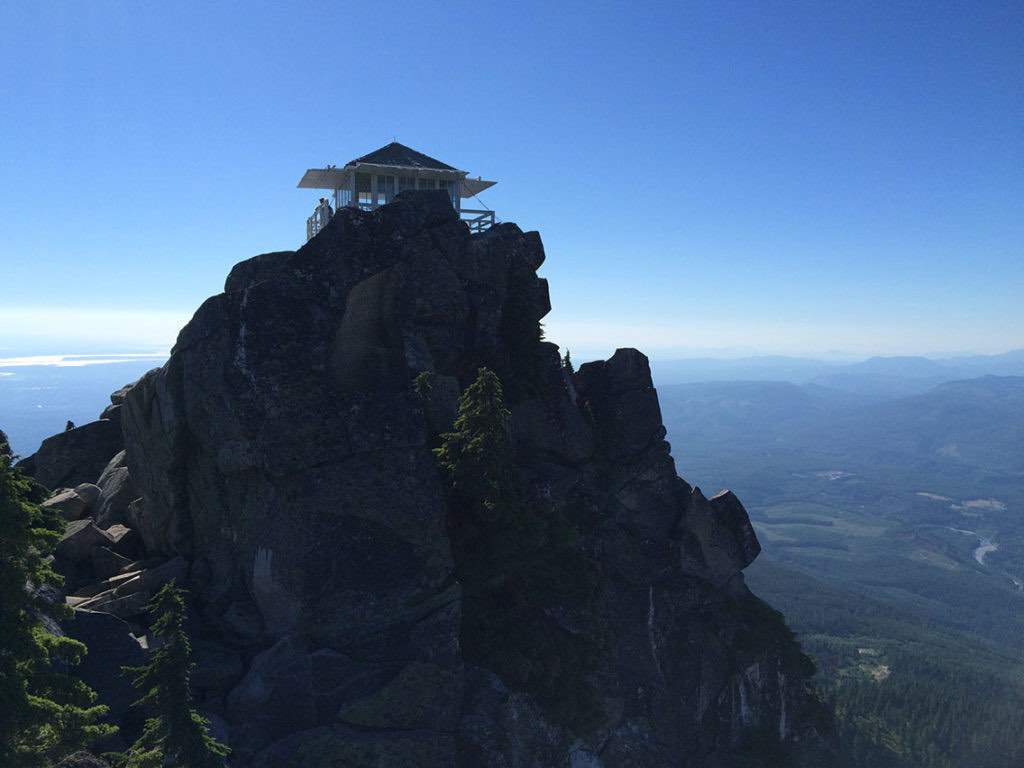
[298,142,497,240]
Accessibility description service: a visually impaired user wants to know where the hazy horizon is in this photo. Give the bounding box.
[2,340,1023,370]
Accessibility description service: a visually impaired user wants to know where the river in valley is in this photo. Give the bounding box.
[948,527,998,565]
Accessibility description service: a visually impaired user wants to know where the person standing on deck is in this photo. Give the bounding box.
[317,197,333,226]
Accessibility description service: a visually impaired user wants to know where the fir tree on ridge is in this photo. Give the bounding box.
[120,580,228,768]
[561,348,573,374]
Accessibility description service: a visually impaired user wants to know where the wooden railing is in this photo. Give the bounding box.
[460,208,495,234]
[306,208,332,240]
[308,205,495,240]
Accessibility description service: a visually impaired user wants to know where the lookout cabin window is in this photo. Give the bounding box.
[376,175,395,205]
[356,173,373,207]
[399,176,415,193]
[417,177,435,190]
[437,179,457,207]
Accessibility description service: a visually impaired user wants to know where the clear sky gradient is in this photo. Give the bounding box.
[2,1,1021,360]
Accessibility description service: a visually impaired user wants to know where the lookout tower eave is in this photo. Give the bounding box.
[297,165,496,199]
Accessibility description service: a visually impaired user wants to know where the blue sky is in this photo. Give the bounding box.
[1,1,1021,360]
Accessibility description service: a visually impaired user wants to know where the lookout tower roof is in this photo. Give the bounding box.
[347,142,457,172]
[297,141,496,196]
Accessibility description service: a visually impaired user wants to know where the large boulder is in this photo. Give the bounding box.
[20,419,122,490]
[98,403,122,428]
[41,483,101,521]
[137,555,188,592]
[226,635,318,758]
[94,451,137,527]
[69,556,187,619]
[103,523,141,559]
[109,382,136,405]
[56,519,114,563]
[91,546,134,579]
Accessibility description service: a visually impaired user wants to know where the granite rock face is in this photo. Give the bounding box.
[40,483,100,521]
[19,418,122,490]
[39,192,827,765]
[93,451,136,527]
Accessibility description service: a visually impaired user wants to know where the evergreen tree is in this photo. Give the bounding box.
[435,367,512,514]
[413,369,434,399]
[434,370,604,732]
[561,348,574,374]
[122,581,228,768]
[0,429,116,767]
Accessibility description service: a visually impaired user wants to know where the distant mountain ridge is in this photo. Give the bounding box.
[660,374,1024,476]
[652,349,1024,399]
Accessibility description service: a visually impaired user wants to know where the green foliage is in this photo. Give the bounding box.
[823,650,1024,768]
[413,370,434,400]
[435,369,605,733]
[750,559,1024,768]
[0,430,116,768]
[120,581,228,768]
[561,348,574,374]
[435,368,512,508]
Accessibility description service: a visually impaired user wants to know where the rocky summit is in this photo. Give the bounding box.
[21,190,831,767]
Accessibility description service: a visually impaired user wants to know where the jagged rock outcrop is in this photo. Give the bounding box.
[17,383,133,498]
[29,191,828,766]
[19,418,121,490]
[41,483,101,521]
[93,451,136,527]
